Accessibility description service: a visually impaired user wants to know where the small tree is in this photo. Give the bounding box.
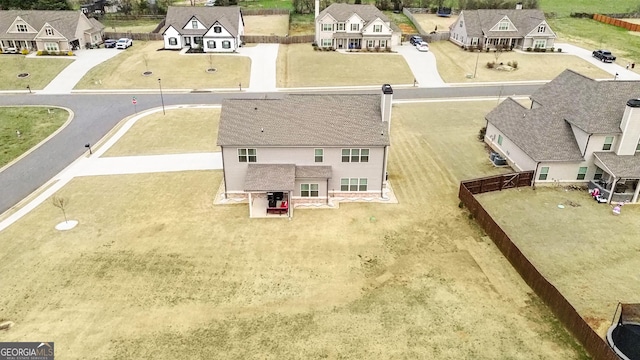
[493,44,504,63]
[208,54,214,70]
[143,54,150,71]
[51,196,69,224]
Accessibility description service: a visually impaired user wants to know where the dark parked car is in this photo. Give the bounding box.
[409,35,424,45]
[592,49,616,63]
[104,39,117,48]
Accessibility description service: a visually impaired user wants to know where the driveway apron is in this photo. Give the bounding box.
[394,43,446,87]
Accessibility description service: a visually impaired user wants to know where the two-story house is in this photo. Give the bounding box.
[449,5,555,50]
[485,69,640,203]
[314,2,401,50]
[161,6,244,53]
[0,10,105,52]
[217,85,394,218]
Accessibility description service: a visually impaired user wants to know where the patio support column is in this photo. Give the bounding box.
[607,177,617,204]
[633,182,640,203]
[288,191,293,218]
[248,192,253,218]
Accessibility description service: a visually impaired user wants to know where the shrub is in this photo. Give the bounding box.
[511,60,518,68]
[486,48,490,52]
[67,51,73,56]
[526,47,532,52]
[507,61,512,67]
[486,61,495,69]
[21,48,28,55]
[541,48,547,52]
[41,50,49,56]
[557,48,562,52]
[550,47,555,52]
[478,126,487,141]
[36,50,43,56]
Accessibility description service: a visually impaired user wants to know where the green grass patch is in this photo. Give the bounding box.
[548,17,640,64]
[0,56,73,90]
[540,0,639,17]
[289,13,315,35]
[239,0,293,10]
[101,20,162,33]
[0,107,69,167]
[383,11,418,32]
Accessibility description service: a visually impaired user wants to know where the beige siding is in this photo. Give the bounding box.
[449,13,467,46]
[485,123,537,171]
[570,123,590,156]
[616,106,640,155]
[294,178,328,197]
[537,161,590,184]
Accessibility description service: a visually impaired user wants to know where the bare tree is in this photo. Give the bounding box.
[143,54,150,71]
[494,44,505,63]
[208,54,214,70]
[51,196,69,224]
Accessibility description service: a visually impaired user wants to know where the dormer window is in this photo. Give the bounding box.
[498,21,509,30]
[45,27,54,36]
[17,24,28,32]
[373,24,382,33]
[350,23,359,31]
[538,24,546,33]
[213,25,222,33]
[192,20,198,28]
[337,22,345,31]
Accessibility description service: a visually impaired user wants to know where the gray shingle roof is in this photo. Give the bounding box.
[460,9,547,38]
[244,164,295,191]
[594,152,640,178]
[486,97,583,162]
[0,10,93,41]
[161,6,241,37]
[89,17,105,31]
[217,94,390,147]
[531,70,640,134]
[295,165,332,178]
[318,3,390,23]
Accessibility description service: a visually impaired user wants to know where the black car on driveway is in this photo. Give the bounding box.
[104,39,117,48]
[409,35,424,45]
[592,49,616,63]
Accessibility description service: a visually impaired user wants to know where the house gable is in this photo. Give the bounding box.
[525,20,556,38]
[34,22,65,40]
[7,16,38,34]
[362,17,392,35]
[162,24,179,36]
[346,13,365,32]
[489,16,517,32]
[183,16,206,30]
[204,21,232,37]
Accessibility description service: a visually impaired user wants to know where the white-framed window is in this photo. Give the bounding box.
[45,27,54,36]
[498,21,509,30]
[301,184,319,197]
[44,42,58,51]
[322,23,333,32]
[341,148,369,162]
[169,37,177,45]
[321,38,332,47]
[351,23,359,31]
[603,136,614,150]
[213,26,222,33]
[207,40,216,48]
[337,22,345,31]
[340,178,368,191]
[379,40,386,48]
[577,167,588,180]
[534,39,546,48]
[238,148,256,162]
[192,20,198,28]
[222,40,231,49]
[314,149,323,162]
[17,24,28,32]
[538,166,549,180]
[497,135,503,145]
[373,24,382,33]
[367,40,374,48]
[594,167,604,180]
[538,24,546,33]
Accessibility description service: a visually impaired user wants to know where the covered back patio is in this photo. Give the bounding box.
[245,164,294,219]
[591,152,640,204]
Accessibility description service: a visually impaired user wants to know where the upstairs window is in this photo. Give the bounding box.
[337,22,345,31]
[373,24,382,33]
[498,21,509,30]
[314,149,323,163]
[45,27,54,36]
[238,148,256,162]
[322,23,333,32]
[17,24,28,32]
[350,23,359,31]
[341,148,369,162]
[213,26,222,33]
[191,20,198,28]
[538,24,546,33]
[603,136,614,150]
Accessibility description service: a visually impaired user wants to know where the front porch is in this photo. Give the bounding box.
[333,33,362,50]
[484,37,521,50]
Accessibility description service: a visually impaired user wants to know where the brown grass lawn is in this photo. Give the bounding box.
[0,56,73,90]
[103,108,220,157]
[244,15,289,36]
[75,41,251,90]
[477,187,640,337]
[101,20,161,34]
[411,14,457,34]
[0,101,589,359]
[431,41,612,83]
[277,44,415,87]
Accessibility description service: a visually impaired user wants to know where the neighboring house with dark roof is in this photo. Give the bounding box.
[485,69,640,203]
[0,10,105,52]
[160,6,244,53]
[314,2,401,50]
[449,7,555,50]
[217,85,394,218]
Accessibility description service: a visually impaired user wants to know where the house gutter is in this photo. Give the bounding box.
[381,145,388,199]
[533,162,540,187]
[582,133,592,157]
[221,146,228,199]
[326,178,329,205]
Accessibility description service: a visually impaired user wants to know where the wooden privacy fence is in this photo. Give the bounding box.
[104,32,163,41]
[458,172,619,360]
[241,34,314,44]
[593,13,640,31]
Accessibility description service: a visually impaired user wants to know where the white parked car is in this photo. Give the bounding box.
[417,43,429,52]
[204,0,215,5]
[115,38,133,49]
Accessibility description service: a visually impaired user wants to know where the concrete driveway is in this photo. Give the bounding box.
[237,44,279,92]
[554,43,640,81]
[38,48,124,94]
[394,42,446,87]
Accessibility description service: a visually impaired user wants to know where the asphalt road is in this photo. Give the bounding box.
[0,84,541,214]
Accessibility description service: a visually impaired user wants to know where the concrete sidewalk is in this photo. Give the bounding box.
[39,49,124,94]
